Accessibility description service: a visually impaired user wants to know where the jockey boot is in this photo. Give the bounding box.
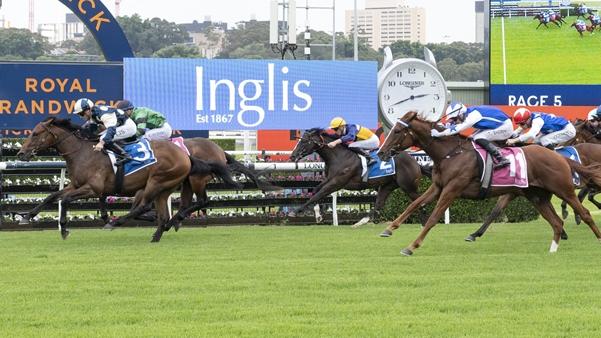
[106,143,133,165]
[475,139,510,169]
[349,147,376,166]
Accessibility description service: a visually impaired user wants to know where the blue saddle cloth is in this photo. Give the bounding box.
[367,151,396,179]
[555,146,581,185]
[120,138,157,176]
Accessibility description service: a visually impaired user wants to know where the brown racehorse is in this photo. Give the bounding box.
[16,117,237,242]
[377,112,601,256]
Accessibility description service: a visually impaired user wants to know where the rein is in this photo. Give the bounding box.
[40,123,82,157]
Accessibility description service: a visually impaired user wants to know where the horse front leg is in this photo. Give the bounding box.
[58,185,97,240]
[288,178,345,222]
[19,186,74,224]
[401,184,462,256]
[465,193,515,242]
[380,183,441,237]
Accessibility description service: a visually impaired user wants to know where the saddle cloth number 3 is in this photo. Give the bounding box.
[380,161,392,170]
[503,151,526,178]
[131,141,151,162]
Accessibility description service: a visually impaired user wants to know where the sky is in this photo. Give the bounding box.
[0,0,477,43]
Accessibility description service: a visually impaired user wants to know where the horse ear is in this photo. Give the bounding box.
[404,111,418,121]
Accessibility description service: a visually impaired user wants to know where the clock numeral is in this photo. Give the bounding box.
[388,80,396,87]
[431,107,437,114]
[408,68,416,75]
[424,71,427,78]
[383,94,391,101]
[396,71,402,78]
[434,94,440,100]
[430,80,437,87]
[387,107,395,115]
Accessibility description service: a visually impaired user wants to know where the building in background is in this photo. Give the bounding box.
[181,18,227,59]
[344,0,425,50]
[475,0,484,43]
[38,13,85,44]
[0,15,10,28]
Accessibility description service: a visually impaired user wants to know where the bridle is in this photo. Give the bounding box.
[293,132,328,159]
[37,122,81,156]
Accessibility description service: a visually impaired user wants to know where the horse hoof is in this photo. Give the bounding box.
[150,236,161,243]
[61,230,70,240]
[465,235,477,242]
[103,223,115,231]
[575,216,582,225]
[400,248,413,256]
[379,229,393,237]
[561,210,568,220]
[174,222,181,232]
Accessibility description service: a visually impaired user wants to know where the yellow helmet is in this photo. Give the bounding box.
[330,117,346,129]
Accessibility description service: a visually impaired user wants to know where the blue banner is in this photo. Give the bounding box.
[124,58,378,130]
[58,0,133,61]
[490,85,601,106]
[0,62,123,129]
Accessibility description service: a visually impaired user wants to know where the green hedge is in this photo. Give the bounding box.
[381,178,539,224]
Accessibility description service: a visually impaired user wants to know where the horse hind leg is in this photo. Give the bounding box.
[525,191,563,253]
[466,194,515,243]
[561,191,601,242]
[151,191,172,243]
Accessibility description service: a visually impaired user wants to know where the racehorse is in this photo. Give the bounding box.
[16,117,237,242]
[377,111,601,256]
[571,21,594,36]
[576,5,597,19]
[18,135,279,231]
[533,14,562,29]
[587,14,601,30]
[288,128,428,227]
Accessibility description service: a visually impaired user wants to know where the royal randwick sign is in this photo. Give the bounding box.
[124,58,378,130]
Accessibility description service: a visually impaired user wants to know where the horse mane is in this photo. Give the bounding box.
[43,117,82,132]
[306,127,337,141]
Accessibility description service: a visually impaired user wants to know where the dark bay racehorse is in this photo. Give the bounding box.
[288,128,427,227]
[16,117,236,242]
[576,5,597,19]
[377,112,601,256]
[571,21,594,37]
[534,14,562,29]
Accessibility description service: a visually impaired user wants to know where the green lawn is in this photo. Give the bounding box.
[2,219,601,337]
[491,16,601,84]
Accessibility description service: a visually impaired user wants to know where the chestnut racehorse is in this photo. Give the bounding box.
[377,112,601,256]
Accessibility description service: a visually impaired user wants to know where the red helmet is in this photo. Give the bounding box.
[513,107,532,125]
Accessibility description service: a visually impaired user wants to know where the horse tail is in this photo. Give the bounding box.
[189,156,242,189]
[224,153,283,192]
[565,158,601,187]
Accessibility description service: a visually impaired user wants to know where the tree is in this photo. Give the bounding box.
[0,28,51,60]
[153,44,203,58]
[77,14,191,57]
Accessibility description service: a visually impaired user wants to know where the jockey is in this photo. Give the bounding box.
[575,19,587,29]
[327,116,379,166]
[430,102,512,168]
[591,14,601,24]
[542,10,550,22]
[507,108,576,148]
[72,98,137,164]
[585,105,601,138]
[115,100,173,141]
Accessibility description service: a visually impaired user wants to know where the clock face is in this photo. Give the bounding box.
[378,59,447,127]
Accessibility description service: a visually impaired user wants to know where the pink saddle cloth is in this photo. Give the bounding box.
[171,137,190,155]
[473,142,528,188]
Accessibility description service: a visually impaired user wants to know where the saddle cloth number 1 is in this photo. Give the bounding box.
[504,151,526,178]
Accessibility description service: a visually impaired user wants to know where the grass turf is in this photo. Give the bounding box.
[490,15,601,84]
[2,219,601,337]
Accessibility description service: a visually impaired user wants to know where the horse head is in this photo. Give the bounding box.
[289,128,329,162]
[17,117,80,161]
[377,111,426,161]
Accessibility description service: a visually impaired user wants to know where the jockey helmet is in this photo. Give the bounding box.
[513,107,532,125]
[587,109,598,121]
[330,117,346,129]
[73,98,94,116]
[445,102,467,120]
[116,100,134,111]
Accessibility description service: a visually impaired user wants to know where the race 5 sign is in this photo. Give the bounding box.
[124,58,377,130]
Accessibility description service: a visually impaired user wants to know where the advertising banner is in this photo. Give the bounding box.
[124,58,378,130]
[0,62,123,130]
